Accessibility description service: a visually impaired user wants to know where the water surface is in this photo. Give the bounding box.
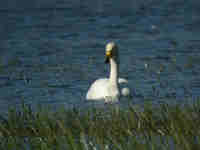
[0,0,200,113]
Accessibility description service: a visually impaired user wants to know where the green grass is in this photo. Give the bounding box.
[0,101,200,150]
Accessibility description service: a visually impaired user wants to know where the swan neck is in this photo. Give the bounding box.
[109,58,118,86]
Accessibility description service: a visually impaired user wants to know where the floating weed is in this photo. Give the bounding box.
[7,57,22,67]
[0,62,4,73]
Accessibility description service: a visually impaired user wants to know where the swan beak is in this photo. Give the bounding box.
[105,51,112,64]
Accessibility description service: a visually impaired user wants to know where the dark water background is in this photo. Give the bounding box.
[0,0,200,113]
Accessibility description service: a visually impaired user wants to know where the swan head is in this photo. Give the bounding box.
[105,42,119,64]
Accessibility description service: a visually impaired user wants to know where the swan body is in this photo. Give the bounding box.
[86,42,131,102]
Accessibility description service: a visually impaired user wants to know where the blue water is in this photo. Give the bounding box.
[0,0,200,113]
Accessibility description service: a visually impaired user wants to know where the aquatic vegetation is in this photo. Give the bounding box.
[0,101,200,149]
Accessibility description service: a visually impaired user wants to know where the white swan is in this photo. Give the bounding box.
[86,42,131,102]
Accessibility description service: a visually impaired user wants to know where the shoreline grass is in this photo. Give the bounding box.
[0,101,200,149]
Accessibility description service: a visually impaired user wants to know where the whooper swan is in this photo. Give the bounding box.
[86,42,131,102]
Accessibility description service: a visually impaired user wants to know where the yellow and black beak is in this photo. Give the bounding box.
[105,51,112,64]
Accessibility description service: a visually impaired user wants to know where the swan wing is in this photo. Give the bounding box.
[118,78,131,97]
[86,78,110,100]
[118,78,128,84]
